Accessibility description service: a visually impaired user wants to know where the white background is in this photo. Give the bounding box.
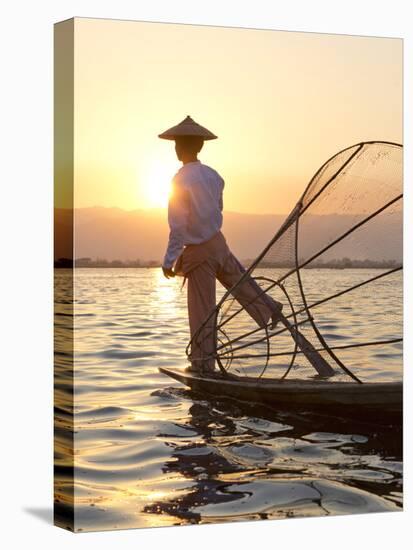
[0,1,411,548]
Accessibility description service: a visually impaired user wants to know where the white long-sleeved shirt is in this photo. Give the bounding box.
[163,160,225,269]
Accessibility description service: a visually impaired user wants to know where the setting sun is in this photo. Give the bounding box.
[141,160,176,208]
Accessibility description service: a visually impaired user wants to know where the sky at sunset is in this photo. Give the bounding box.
[65,17,402,215]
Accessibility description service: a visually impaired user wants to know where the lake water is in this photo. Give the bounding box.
[54,268,402,532]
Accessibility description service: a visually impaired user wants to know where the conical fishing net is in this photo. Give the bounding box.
[186,141,403,383]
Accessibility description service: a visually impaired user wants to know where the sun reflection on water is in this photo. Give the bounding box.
[152,266,183,308]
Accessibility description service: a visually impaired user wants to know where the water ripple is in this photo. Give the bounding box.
[54,267,402,532]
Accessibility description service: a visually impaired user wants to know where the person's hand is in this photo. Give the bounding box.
[162,266,175,279]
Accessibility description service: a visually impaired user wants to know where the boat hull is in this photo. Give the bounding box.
[159,368,402,420]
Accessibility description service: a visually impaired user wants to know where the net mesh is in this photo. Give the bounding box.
[186,142,403,382]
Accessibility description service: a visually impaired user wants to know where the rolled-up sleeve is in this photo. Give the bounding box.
[163,177,188,269]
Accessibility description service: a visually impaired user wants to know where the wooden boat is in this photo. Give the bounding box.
[159,367,402,420]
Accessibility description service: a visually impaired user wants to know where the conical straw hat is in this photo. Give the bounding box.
[158,115,217,140]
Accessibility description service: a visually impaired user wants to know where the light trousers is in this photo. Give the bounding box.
[174,231,280,371]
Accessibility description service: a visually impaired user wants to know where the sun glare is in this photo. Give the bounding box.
[142,161,176,208]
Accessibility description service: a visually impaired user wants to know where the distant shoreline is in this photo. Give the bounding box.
[54,257,402,270]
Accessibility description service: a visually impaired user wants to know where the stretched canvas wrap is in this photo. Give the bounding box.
[54,17,403,533]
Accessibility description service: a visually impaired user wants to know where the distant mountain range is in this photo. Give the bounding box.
[54,206,402,264]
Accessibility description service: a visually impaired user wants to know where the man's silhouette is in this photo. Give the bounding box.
[159,115,283,374]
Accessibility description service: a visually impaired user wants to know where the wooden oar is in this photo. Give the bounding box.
[279,314,335,377]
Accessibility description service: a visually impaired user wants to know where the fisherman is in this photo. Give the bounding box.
[159,115,283,374]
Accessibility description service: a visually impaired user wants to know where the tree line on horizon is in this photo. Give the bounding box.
[54,257,402,269]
